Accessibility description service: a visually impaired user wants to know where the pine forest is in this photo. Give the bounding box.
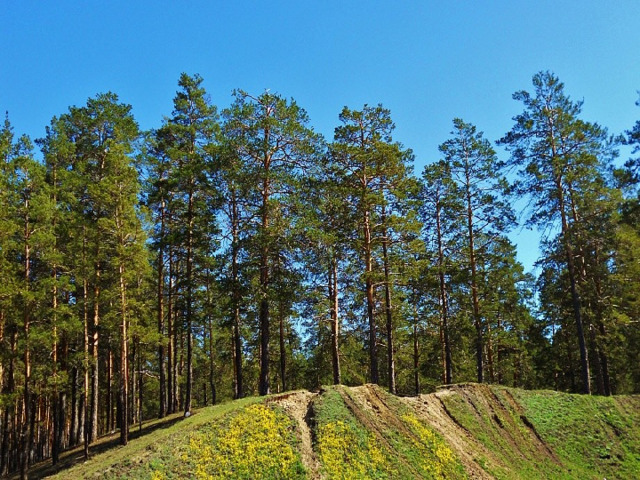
[1,71,640,478]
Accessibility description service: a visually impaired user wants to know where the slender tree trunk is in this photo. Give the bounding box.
[167,250,174,414]
[130,341,136,426]
[279,304,287,393]
[597,323,612,395]
[80,229,89,459]
[259,174,271,396]
[329,257,341,385]
[138,341,143,432]
[364,208,379,384]
[496,315,503,385]
[205,274,216,406]
[464,168,484,384]
[51,162,66,466]
[548,116,590,394]
[157,199,166,417]
[173,296,180,412]
[231,192,243,399]
[184,190,194,415]
[589,324,605,395]
[435,196,452,384]
[56,381,66,462]
[381,205,396,394]
[486,322,495,383]
[208,316,216,406]
[20,206,32,480]
[1,325,16,476]
[106,350,112,432]
[91,260,100,442]
[557,180,590,394]
[259,295,270,396]
[413,315,420,395]
[592,247,611,396]
[51,276,61,465]
[119,262,129,445]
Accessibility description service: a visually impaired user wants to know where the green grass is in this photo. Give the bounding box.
[43,385,640,480]
[313,385,466,479]
[512,389,640,479]
[49,396,262,479]
[439,385,567,479]
[313,386,397,479]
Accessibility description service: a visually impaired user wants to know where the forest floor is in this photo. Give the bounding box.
[9,412,187,480]
[17,384,640,479]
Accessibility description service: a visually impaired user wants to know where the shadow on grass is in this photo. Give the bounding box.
[10,413,187,480]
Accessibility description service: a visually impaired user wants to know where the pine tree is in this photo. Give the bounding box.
[419,160,462,385]
[440,118,515,383]
[499,71,614,394]
[331,105,417,388]
[151,73,219,414]
[223,90,320,395]
[56,92,142,444]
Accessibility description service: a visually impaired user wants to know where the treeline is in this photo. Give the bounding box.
[1,71,639,477]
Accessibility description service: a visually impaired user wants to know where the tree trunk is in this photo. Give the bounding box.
[206,274,216,406]
[138,342,143,432]
[51,279,61,465]
[364,209,379,384]
[157,199,166,417]
[1,325,16,476]
[381,206,396,394]
[119,262,129,445]
[69,368,78,447]
[107,349,113,432]
[90,261,100,442]
[413,318,420,395]
[259,174,271,396]
[435,195,452,384]
[208,316,216,406]
[184,189,194,415]
[20,206,32,480]
[557,181,590,394]
[549,117,590,394]
[167,249,174,414]
[592,247,611,396]
[279,306,287,393]
[231,192,243,399]
[465,169,484,384]
[329,257,341,385]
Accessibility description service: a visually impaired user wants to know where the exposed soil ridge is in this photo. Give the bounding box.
[270,391,321,479]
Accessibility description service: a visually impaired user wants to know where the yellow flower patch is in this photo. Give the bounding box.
[184,404,304,479]
[401,414,463,479]
[317,420,392,479]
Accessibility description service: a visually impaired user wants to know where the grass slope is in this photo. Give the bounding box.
[36,385,640,479]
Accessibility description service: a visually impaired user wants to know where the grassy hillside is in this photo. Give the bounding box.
[29,384,640,479]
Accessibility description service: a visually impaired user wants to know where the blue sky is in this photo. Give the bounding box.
[2,1,639,272]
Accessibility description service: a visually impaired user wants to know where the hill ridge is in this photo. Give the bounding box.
[24,384,640,479]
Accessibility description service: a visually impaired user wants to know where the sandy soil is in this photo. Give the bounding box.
[271,391,321,479]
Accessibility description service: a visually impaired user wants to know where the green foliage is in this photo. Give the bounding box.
[6,69,640,477]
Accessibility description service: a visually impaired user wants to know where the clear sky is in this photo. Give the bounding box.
[2,1,639,272]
